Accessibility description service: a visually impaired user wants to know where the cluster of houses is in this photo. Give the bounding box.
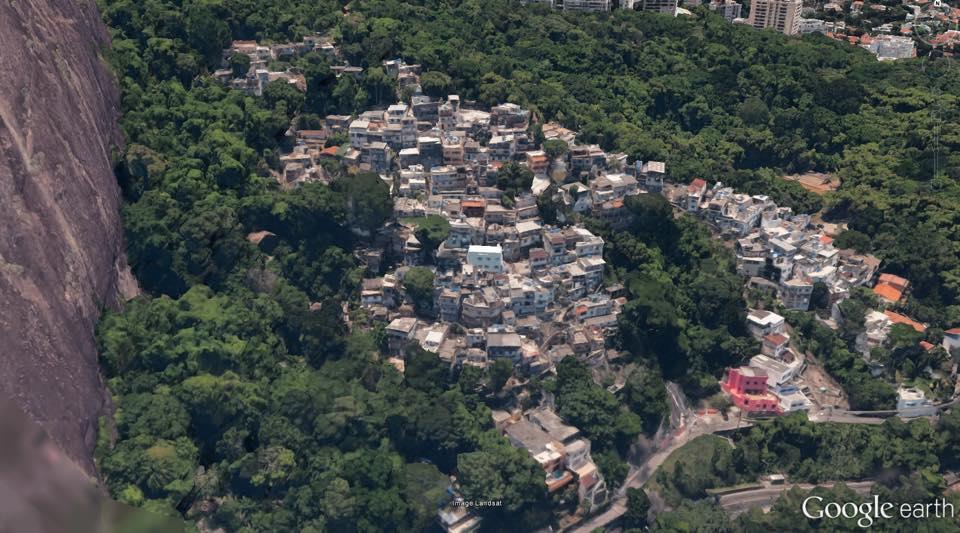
[331,100,628,527]
[344,97,532,176]
[368,218,619,373]
[260,79,957,528]
[722,309,811,415]
[723,270,958,418]
[213,38,335,96]
[495,408,607,507]
[536,0,960,54]
[724,305,942,418]
[523,0,680,15]
[691,180,958,416]
[837,273,959,389]
[555,159,668,229]
[673,179,881,312]
[437,406,608,533]
[803,0,960,59]
[213,37,423,101]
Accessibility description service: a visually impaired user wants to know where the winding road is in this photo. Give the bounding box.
[564,383,953,531]
[568,384,750,532]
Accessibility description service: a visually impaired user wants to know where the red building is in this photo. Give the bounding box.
[722,367,780,413]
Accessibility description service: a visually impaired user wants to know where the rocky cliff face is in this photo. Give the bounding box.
[0,0,135,475]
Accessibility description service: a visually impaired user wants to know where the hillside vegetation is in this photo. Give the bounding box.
[94,0,959,530]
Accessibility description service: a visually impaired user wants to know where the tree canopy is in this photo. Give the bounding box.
[94,0,960,528]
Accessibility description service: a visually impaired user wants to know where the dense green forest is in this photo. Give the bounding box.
[603,193,753,396]
[94,0,959,530]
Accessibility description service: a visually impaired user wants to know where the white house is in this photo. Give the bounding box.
[750,354,802,386]
[747,310,785,339]
[943,328,960,355]
[897,388,937,418]
[467,245,505,273]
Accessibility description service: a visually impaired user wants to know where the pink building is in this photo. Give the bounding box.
[722,367,780,413]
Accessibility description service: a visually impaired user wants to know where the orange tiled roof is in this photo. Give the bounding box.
[764,333,789,345]
[873,282,904,303]
[884,310,926,333]
[920,341,936,351]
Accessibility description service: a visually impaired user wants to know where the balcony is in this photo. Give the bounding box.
[545,469,575,492]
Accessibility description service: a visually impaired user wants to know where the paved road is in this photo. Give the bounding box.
[718,481,875,517]
[808,410,886,425]
[807,394,960,423]
[569,415,750,532]
[566,388,956,531]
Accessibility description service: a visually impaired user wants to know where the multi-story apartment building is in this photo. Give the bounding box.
[557,0,612,11]
[349,118,370,148]
[411,95,440,122]
[525,150,549,175]
[437,288,462,323]
[461,288,504,328]
[639,160,666,192]
[442,134,465,166]
[417,136,443,169]
[709,0,743,21]
[780,277,813,310]
[569,145,606,175]
[637,0,678,14]
[360,142,392,173]
[429,165,464,194]
[466,245,505,273]
[488,134,516,162]
[748,0,802,35]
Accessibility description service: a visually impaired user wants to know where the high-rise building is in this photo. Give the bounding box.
[558,0,613,11]
[709,0,742,22]
[747,0,802,35]
[524,0,640,11]
[637,0,678,14]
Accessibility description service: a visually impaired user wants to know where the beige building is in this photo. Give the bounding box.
[558,0,612,11]
[637,0,678,14]
[748,0,802,35]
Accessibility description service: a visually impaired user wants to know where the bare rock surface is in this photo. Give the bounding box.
[0,0,135,475]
